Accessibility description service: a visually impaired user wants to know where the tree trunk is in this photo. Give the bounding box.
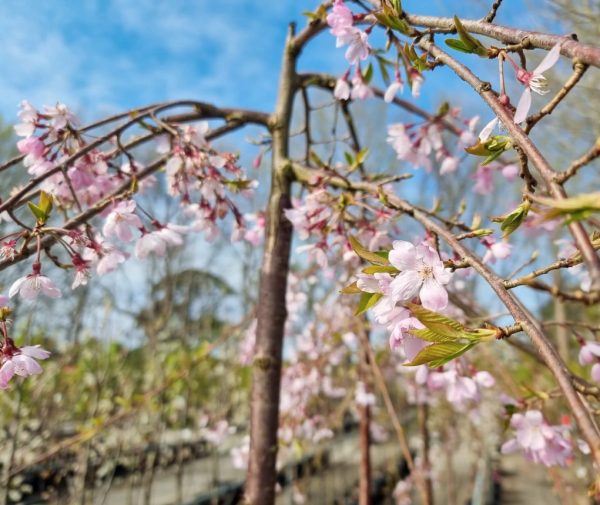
[358,337,371,505]
[245,24,298,505]
[418,403,434,505]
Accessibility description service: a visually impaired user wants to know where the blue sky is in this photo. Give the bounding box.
[0,0,542,123]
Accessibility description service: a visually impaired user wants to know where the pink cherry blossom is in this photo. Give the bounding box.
[9,273,62,301]
[17,137,45,158]
[472,165,494,194]
[388,241,452,310]
[102,200,143,242]
[14,100,38,137]
[578,340,600,366]
[501,163,519,181]
[512,43,562,124]
[482,237,512,264]
[439,156,459,174]
[355,381,376,406]
[44,102,79,130]
[501,410,572,467]
[333,76,351,101]
[409,70,424,98]
[326,0,353,37]
[384,73,404,103]
[350,70,373,100]
[0,344,51,389]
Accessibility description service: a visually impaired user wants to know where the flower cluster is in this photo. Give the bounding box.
[357,239,452,356]
[0,306,50,389]
[387,111,478,174]
[501,410,573,467]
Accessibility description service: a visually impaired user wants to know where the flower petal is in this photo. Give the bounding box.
[390,270,421,302]
[388,241,418,271]
[513,88,532,124]
[419,277,448,311]
[534,43,562,75]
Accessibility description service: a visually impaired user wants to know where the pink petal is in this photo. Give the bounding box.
[534,43,562,75]
[390,270,420,301]
[0,361,15,385]
[388,241,418,271]
[501,438,519,454]
[21,346,50,360]
[513,88,532,124]
[419,277,448,311]
[592,363,600,382]
[403,336,428,361]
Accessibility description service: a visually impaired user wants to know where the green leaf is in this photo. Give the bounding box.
[534,192,600,223]
[410,328,459,343]
[362,265,398,275]
[406,303,464,339]
[376,56,391,84]
[348,235,390,265]
[445,39,472,53]
[355,147,369,165]
[309,150,326,168]
[391,0,403,15]
[28,202,47,224]
[362,62,374,84]
[355,292,383,316]
[39,191,53,215]
[452,15,488,56]
[341,281,362,294]
[405,342,475,367]
[498,200,531,238]
[344,152,354,166]
[465,135,512,162]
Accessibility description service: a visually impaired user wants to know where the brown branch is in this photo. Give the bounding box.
[0,121,247,273]
[0,101,269,216]
[415,38,600,289]
[291,161,600,469]
[299,73,463,136]
[483,0,504,23]
[525,61,589,132]
[405,15,600,69]
[556,141,600,184]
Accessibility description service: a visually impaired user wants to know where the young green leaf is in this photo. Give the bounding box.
[497,200,531,238]
[348,235,390,266]
[341,281,362,294]
[355,292,383,315]
[405,342,475,367]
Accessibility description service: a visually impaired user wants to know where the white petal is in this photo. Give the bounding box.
[388,241,418,271]
[513,88,532,124]
[478,117,498,141]
[419,277,448,311]
[534,43,562,75]
[390,270,421,302]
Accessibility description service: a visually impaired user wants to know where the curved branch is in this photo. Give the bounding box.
[415,38,600,289]
[290,161,600,468]
[406,14,600,68]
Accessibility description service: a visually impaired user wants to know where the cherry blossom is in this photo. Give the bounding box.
[501,410,573,467]
[9,269,62,301]
[350,69,373,100]
[384,72,404,103]
[388,240,452,310]
[481,237,512,264]
[326,0,353,38]
[327,2,370,65]
[333,74,351,101]
[0,344,51,389]
[102,200,143,242]
[511,43,562,124]
[14,100,38,137]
